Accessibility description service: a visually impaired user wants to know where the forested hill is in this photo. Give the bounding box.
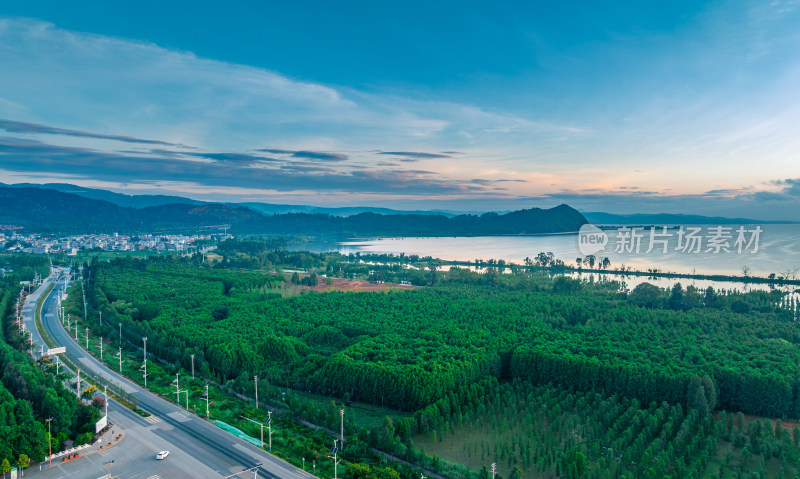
[0,187,257,233]
[0,186,587,235]
[235,203,587,236]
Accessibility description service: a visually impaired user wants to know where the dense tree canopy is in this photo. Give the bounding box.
[0,255,98,467]
[89,256,800,421]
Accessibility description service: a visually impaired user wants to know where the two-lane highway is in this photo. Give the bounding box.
[30,270,314,479]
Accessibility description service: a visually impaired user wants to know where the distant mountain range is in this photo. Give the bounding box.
[0,183,476,216]
[0,185,587,236]
[582,212,795,225]
[1,183,792,235]
[238,202,466,217]
[1,182,207,208]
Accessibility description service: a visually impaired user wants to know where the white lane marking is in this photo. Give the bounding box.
[144,415,161,423]
[167,411,191,422]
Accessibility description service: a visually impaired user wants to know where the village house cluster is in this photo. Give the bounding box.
[0,232,212,255]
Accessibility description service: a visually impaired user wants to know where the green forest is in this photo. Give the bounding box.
[78,251,800,478]
[415,380,800,478]
[0,255,99,473]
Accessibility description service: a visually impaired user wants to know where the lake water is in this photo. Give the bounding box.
[293,224,800,293]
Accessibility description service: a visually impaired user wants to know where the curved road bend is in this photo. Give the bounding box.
[29,271,313,479]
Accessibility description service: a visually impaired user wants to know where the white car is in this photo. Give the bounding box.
[156,451,170,460]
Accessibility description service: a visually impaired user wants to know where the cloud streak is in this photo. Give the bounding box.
[0,136,506,196]
[0,119,180,146]
[378,151,452,159]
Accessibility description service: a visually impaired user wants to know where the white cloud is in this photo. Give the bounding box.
[0,17,581,158]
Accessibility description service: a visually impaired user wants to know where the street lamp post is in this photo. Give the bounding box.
[241,415,270,449]
[267,411,272,451]
[328,439,341,479]
[173,374,188,408]
[103,460,114,479]
[222,463,261,479]
[141,361,148,390]
[142,337,148,389]
[45,418,52,468]
[204,384,210,420]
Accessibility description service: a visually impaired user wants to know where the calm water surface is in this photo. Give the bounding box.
[294,224,800,293]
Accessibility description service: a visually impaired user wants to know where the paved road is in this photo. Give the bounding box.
[26,270,314,479]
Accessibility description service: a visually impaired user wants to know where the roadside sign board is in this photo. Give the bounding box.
[96,414,108,433]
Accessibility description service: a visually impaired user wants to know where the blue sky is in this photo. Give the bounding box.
[1,1,800,218]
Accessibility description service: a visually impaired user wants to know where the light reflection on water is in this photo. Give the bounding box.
[291,224,800,295]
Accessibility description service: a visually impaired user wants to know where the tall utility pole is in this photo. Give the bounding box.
[104,385,109,418]
[74,320,78,340]
[141,360,148,389]
[46,418,52,467]
[267,411,273,451]
[81,280,87,320]
[191,354,195,379]
[118,322,122,345]
[340,408,345,444]
[85,327,89,349]
[76,369,81,398]
[491,463,497,479]
[174,374,187,407]
[142,336,148,389]
[254,375,258,409]
[55,356,60,375]
[204,384,210,420]
[99,337,103,362]
[117,347,122,373]
[328,439,341,479]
